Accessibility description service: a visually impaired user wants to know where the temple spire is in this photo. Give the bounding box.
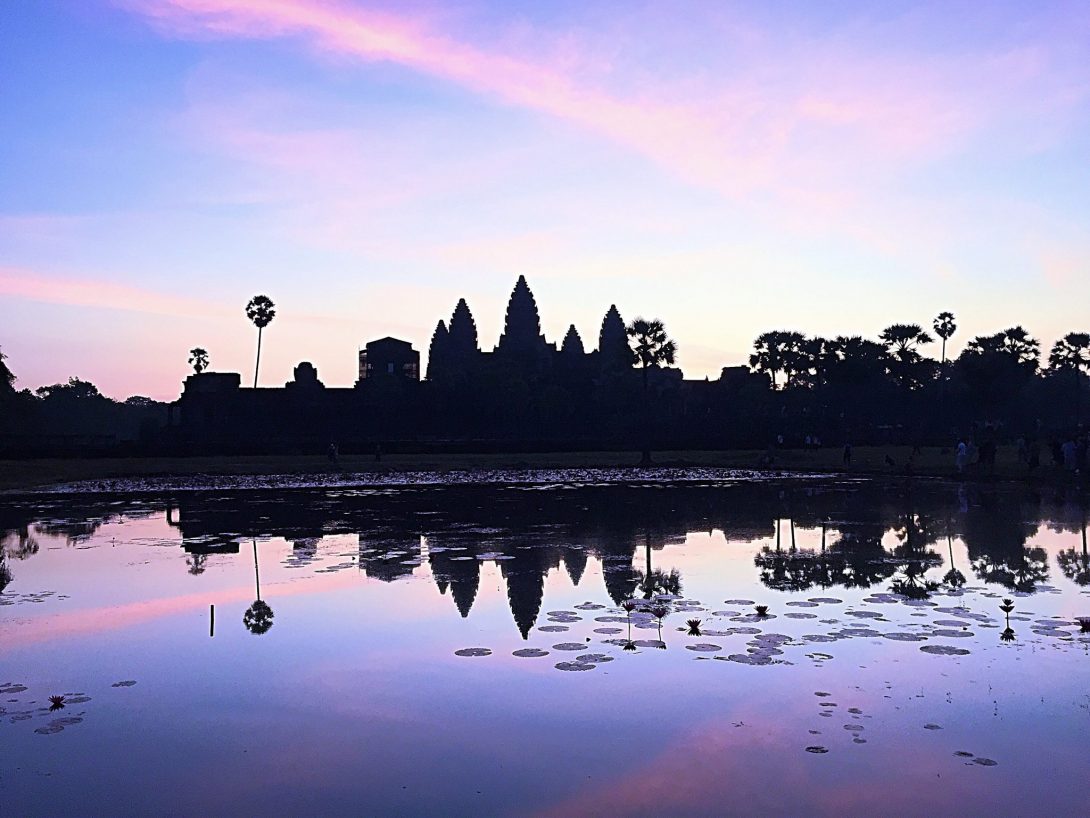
[448,298,479,357]
[561,324,584,356]
[598,304,633,373]
[425,320,449,381]
[496,275,545,355]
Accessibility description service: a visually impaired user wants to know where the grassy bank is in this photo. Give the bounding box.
[0,445,1069,492]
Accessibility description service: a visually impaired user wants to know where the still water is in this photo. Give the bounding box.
[2,474,1089,816]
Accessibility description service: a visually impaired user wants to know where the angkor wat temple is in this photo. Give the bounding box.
[170,276,762,454]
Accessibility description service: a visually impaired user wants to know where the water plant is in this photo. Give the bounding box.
[621,600,636,613]
[622,640,637,652]
[1000,627,1016,643]
[48,695,66,711]
[1077,616,1090,633]
[651,604,669,620]
[755,604,770,617]
[686,618,702,636]
[999,598,1015,614]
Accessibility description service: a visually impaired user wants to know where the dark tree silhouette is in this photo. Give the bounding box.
[245,295,276,387]
[188,347,209,374]
[627,317,676,464]
[750,331,805,389]
[933,312,957,367]
[880,324,933,389]
[1048,332,1090,425]
[0,346,15,395]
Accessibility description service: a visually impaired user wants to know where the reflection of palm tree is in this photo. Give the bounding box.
[1057,516,1090,586]
[942,533,966,589]
[889,513,942,599]
[243,540,274,635]
[3,526,39,560]
[964,497,1048,592]
[0,551,12,593]
[187,553,207,576]
[634,533,681,599]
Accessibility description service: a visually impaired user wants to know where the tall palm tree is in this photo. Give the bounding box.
[626,317,677,464]
[933,312,957,367]
[245,295,276,387]
[188,347,209,374]
[243,539,274,635]
[1048,332,1090,425]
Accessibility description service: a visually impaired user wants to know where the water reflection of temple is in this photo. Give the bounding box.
[6,482,1089,634]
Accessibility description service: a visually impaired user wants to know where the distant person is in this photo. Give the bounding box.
[327,442,339,466]
[955,439,968,474]
[1062,437,1077,471]
[842,443,852,466]
[1016,437,1028,465]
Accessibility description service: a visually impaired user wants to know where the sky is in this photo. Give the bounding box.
[2,0,1089,400]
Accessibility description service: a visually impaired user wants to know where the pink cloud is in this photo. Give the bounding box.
[124,0,1042,196]
[0,265,231,318]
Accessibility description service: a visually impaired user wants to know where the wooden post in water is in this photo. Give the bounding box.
[210,604,215,638]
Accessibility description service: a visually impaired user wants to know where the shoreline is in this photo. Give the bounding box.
[0,445,1076,495]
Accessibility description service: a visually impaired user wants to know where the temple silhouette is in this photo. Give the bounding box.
[168,275,719,454]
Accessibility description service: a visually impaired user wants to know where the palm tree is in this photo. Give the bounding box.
[243,539,274,635]
[245,295,276,387]
[933,312,957,367]
[1048,332,1090,425]
[188,347,209,374]
[750,331,806,388]
[881,323,934,359]
[626,317,677,464]
[880,323,934,389]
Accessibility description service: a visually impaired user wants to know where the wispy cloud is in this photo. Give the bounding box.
[0,265,230,318]
[124,0,1089,198]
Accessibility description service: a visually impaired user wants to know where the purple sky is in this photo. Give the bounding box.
[2,1,1089,399]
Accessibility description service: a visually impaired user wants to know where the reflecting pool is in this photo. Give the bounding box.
[3,475,1089,816]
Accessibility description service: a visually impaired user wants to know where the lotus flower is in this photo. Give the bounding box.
[999,599,1015,614]
[686,618,702,636]
[621,600,636,613]
[623,640,637,652]
[1076,617,1090,633]
[651,605,669,620]
[1000,627,1016,643]
[755,605,770,617]
[48,695,66,711]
